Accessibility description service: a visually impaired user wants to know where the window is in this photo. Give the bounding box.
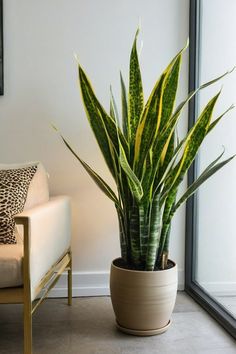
[186,0,236,339]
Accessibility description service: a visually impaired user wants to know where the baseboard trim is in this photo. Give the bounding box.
[48,269,185,298]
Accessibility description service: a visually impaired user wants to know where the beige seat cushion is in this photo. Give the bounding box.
[0,244,23,288]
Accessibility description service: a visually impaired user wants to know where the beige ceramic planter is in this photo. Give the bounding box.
[110,258,178,336]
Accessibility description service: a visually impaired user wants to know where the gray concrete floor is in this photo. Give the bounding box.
[0,292,235,354]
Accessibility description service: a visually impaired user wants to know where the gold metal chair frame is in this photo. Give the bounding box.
[0,216,72,354]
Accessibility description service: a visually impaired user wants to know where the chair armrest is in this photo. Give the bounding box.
[14,196,71,300]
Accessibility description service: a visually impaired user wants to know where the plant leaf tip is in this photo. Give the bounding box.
[138,17,142,31]
[229,65,236,74]
[74,53,80,64]
[185,37,189,49]
[139,40,144,57]
[135,23,141,39]
[51,123,58,132]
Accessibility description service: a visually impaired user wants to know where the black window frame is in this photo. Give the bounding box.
[185,0,236,339]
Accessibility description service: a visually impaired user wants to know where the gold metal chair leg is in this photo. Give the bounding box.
[24,300,32,354]
[68,251,72,306]
[22,217,32,354]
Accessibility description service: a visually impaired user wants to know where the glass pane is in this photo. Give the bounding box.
[195,0,236,319]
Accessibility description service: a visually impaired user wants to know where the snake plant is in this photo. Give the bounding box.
[57,29,235,271]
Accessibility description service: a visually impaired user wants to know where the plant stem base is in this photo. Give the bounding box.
[116,319,172,336]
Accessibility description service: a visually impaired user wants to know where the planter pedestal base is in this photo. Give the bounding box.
[116,319,172,336]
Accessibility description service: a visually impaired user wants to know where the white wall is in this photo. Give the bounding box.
[196,0,236,295]
[0,0,189,295]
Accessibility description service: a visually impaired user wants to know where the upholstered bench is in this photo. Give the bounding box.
[0,162,72,354]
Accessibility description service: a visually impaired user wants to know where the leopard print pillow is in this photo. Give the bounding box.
[0,166,37,244]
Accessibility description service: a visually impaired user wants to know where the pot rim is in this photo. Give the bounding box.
[111,257,177,274]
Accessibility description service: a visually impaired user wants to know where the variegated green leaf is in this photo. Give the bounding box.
[53,127,120,208]
[158,104,234,190]
[134,43,186,177]
[79,66,128,168]
[171,67,235,129]
[156,187,177,268]
[161,67,235,139]
[119,142,143,202]
[140,150,153,206]
[116,209,128,262]
[160,55,182,130]
[162,91,221,201]
[158,153,235,266]
[110,98,116,121]
[79,66,116,177]
[110,85,119,123]
[175,92,220,179]
[207,104,234,134]
[159,132,175,176]
[134,72,166,175]
[120,72,128,139]
[139,204,148,260]
[129,203,141,266]
[145,192,162,271]
[161,226,171,268]
[128,28,144,161]
[173,153,235,212]
[141,112,180,202]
